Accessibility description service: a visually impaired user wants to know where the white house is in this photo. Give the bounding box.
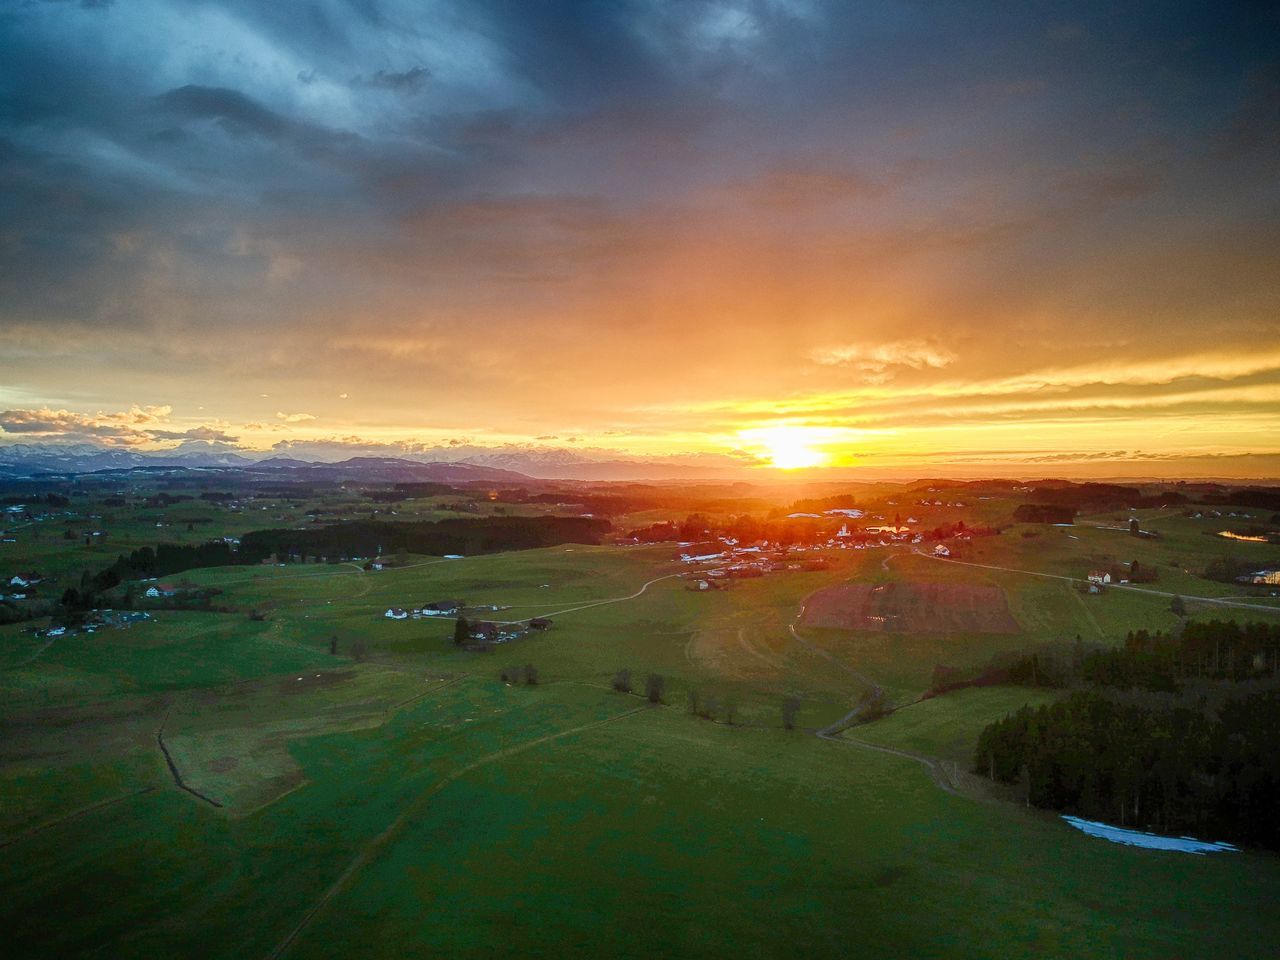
[1087,571,1112,584]
[384,607,408,620]
[934,544,950,557]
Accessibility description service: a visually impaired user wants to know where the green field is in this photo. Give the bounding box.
[3,498,1280,958]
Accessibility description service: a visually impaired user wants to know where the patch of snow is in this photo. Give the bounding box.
[1062,816,1238,854]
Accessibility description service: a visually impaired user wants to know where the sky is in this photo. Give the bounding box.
[1,1,1278,479]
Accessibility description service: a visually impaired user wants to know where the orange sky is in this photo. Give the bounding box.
[1,3,1278,479]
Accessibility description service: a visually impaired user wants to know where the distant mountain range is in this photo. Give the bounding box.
[0,442,744,482]
[0,443,533,484]
[453,449,741,481]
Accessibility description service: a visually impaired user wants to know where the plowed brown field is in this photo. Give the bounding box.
[801,582,1020,634]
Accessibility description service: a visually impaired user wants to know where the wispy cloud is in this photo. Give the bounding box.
[809,339,957,377]
[0,405,237,446]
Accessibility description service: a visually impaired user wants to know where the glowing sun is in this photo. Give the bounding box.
[741,425,831,470]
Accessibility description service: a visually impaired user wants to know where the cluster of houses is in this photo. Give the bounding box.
[1239,569,1280,586]
[465,617,553,644]
[676,540,831,591]
[380,598,554,646]
[2,572,45,601]
[1084,562,1155,592]
[33,609,151,639]
[673,516,966,592]
[384,599,461,620]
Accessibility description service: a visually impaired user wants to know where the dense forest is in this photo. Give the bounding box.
[238,515,610,561]
[974,621,1280,849]
[1012,503,1076,524]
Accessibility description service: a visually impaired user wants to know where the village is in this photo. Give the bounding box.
[667,508,961,593]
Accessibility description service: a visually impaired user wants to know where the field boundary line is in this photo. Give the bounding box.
[0,786,159,849]
[156,709,223,809]
[3,635,58,670]
[267,703,650,960]
[385,674,468,712]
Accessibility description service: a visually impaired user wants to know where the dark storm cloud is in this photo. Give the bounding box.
[156,84,360,157]
[350,65,431,93]
[0,0,1277,459]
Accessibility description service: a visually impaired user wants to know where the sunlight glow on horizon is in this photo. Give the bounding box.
[738,425,835,470]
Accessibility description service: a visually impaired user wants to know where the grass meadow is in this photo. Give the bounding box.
[4,507,1280,958]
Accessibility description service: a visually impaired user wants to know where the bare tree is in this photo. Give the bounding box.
[612,667,632,693]
[687,687,701,715]
[523,664,540,686]
[644,673,665,704]
[702,695,720,720]
[329,635,339,656]
[725,698,739,726]
[499,665,521,684]
[350,639,369,662]
[782,696,801,731]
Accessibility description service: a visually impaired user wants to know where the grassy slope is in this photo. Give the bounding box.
[6,682,1279,960]
[3,512,1280,958]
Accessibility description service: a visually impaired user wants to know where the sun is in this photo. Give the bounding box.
[742,425,831,470]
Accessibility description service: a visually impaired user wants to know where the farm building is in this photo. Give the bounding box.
[1242,569,1280,586]
[934,544,950,557]
[145,583,178,598]
[421,600,461,616]
[1087,571,1112,585]
[384,607,408,620]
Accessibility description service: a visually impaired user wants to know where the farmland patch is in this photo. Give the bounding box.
[802,582,1019,634]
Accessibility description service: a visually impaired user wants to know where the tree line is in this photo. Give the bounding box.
[973,619,1280,849]
[238,515,610,561]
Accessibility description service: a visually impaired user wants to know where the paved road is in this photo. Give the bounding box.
[911,548,1280,615]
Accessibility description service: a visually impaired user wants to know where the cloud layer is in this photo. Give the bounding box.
[1,2,1278,473]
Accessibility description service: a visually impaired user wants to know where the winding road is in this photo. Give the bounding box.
[788,571,970,799]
